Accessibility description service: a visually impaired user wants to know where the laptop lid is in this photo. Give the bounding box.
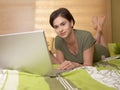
[0,30,53,75]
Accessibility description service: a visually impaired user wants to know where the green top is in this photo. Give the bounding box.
[55,29,110,64]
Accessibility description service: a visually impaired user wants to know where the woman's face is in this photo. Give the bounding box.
[53,16,73,39]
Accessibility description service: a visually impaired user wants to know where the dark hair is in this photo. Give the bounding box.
[49,8,75,28]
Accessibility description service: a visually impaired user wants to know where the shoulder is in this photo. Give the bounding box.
[75,29,91,34]
[55,36,65,50]
[55,36,62,41]
[55,36,64,44]
[74,29,92,37]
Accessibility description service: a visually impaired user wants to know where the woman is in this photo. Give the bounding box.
[49,8,109,70]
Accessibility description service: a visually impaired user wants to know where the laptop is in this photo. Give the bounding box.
[0,30,54,75]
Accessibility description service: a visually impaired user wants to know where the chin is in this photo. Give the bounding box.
[62,36,68,39]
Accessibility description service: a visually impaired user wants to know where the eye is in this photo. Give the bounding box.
[61,22,66,26]
[53,25,58,29]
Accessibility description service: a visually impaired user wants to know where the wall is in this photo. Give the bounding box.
[0,0,112,44]
[111,0,120,42]
[0,0,35,34]
[35,0,112,44]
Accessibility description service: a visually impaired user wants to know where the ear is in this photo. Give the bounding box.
[70,20,74,28]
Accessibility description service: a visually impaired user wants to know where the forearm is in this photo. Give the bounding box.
[49,51,59,64]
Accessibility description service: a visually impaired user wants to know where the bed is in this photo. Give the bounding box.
[0,55,120,90]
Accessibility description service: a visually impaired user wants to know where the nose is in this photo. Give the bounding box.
[59,27,63,32]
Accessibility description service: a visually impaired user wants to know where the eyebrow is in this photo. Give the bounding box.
[54,20,66,26]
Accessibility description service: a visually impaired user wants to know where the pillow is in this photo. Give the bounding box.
[108,43,120,56]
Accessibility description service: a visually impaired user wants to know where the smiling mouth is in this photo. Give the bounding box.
[60,32,66,36]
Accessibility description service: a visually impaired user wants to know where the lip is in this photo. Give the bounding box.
[60,32,66,36]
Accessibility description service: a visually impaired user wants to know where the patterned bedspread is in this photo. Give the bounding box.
[0,56,120,90]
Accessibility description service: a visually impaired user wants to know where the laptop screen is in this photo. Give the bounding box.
[0,30,53,75]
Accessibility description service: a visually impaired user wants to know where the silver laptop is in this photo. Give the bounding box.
[0,30,53,75]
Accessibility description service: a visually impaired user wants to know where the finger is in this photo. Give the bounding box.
[59,61,74,70]
[59,63,69,70]
[58,61,70,70]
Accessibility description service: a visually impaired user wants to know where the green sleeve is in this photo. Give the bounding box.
[82,32,96,51]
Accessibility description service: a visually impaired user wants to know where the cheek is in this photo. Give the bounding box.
[55,30,59,34]
[65,25,72,30]
[66,23,72,29]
